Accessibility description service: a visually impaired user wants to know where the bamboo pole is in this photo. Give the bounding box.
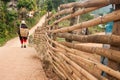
[56,33,120,46]
[60,0,120,9]
[60,42,120,63]
[51,10,120,33]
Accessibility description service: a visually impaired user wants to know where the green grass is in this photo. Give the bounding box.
[57,38,65,42]
[0,34,17,47]
[58,20,70,27]
[0,38,6,46]
[88,26,105,34]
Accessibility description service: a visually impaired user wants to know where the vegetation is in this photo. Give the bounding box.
[0,0,17,46]
[0,0,40,46]
[0,0,83,46]
[80,13,104,34]
[39,0,77,15]
[17,0,37,11]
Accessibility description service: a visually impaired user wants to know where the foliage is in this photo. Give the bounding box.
[0,0,40,46]
[80,13,94,22]
[17,0,37,11]
[0,0,18,46]
[40,0,77,11]
[58,20,70,27]
[80,13,105,34]
[26,13,40,28]
[88,25,105,34]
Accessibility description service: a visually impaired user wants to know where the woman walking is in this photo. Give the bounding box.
[18,20,29,48]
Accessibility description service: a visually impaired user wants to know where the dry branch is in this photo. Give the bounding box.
[56,33,120,46]
[51,10,120,33]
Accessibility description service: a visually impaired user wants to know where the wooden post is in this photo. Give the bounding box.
[65,7,77,42]
[107,4,120,80]
[53,7,60,41]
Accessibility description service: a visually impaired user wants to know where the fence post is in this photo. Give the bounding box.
[107,4,120,80]
[65,7,77,42]
[53,7,60,41]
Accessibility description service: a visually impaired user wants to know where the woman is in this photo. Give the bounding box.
[18,20,29,48]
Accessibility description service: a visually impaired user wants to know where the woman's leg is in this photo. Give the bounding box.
[23,37,27,48]
[19,36,24,48]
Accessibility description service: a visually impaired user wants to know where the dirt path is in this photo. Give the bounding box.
[0,15,48,80]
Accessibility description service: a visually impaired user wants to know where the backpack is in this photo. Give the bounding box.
[20,24,29,37]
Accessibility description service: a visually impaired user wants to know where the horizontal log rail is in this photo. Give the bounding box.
[60,0,120,9]
[63,49,120,79]
[53,47,120,80]
[47,8,73,21]
[48,6,103,28]
[48,38,120,79]
[51,10,120,33]
[56,33,120,46]
[60,42,120,63]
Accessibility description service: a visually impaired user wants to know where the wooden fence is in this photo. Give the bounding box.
[34,0,120,80]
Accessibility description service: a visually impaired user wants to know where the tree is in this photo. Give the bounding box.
[17,0,37,11]
[44,0,77,11]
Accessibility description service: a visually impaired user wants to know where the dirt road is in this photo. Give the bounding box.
[0,15,48,80]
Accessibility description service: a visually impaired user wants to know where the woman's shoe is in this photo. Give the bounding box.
[24,45,26,48]
[21,44,23,48]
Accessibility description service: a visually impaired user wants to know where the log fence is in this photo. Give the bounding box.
[34,0,120,79]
